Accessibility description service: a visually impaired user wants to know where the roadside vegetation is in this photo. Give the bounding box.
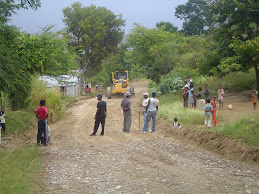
[0,146,43,194]
[209,117,259,147]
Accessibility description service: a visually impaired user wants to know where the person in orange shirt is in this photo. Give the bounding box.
[211,96,217,126]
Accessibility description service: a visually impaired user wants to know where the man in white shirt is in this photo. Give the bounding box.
[140,92,149,130]
[142,92,158,133]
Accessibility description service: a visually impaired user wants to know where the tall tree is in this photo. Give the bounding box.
[156,22,178,33]
[175,0,213,36]
[211,0,259,89]
[0,0,40,23]
[63,2,125,93]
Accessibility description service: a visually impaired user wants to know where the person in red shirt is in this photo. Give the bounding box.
[211,96,217,126]
[34,100,49,146]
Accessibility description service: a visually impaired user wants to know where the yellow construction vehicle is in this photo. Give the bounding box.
[107,70,135,99]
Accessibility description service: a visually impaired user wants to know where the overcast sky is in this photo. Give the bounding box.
[10,0,188,34]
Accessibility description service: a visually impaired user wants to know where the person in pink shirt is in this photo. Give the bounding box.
[217,85,225,109]
[34,100,49,146]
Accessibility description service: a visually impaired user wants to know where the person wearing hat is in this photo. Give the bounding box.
[142,92,159,133]
[140,92,149,130]
[90,94,107,136]
[121,92,132,133]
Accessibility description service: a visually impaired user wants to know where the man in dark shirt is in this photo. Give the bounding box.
[90,94,107,136]
[121,92,132,133]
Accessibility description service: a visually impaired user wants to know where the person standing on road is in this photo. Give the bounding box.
[140,92,149,130]
[91,94,107,136]
[121,92,132,133]
[34,100,49,146]
[142,92,159,133]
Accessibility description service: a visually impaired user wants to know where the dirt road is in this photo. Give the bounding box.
[44,81,259,194]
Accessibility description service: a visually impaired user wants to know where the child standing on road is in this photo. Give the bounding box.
[252,87,258,111]
[203,99,213,128]
[0,111,14,137]
[34,100,49,146]
[211,96,217,125]
[183,87,189,108]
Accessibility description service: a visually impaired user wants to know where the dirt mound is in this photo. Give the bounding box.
[157,118,259,164]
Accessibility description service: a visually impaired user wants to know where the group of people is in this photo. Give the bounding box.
[89,91,160,136]
[33,81,258,144]
[182,75,225,128]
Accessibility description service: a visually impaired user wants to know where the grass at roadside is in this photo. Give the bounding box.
[0,146,43,193]
[4,110,36,136]
[208,117,259,147]
[158,94,204,126]
[158,94,258,147]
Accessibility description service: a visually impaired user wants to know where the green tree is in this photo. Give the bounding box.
[128,24,204,83]
[211,0,259,89]
[175,0,213,36]
[63,2,125,93]
[156,22,178,33]
[0,0,40,23]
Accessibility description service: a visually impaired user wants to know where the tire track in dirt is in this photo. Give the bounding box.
[43,81,259,193]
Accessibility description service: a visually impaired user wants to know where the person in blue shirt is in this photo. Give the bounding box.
[203,99,213,128]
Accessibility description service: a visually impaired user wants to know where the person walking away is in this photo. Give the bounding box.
[35,100,49,146]
[211,96,217,125]
[173,117,181,129]
[90,94,107,136]
[217,85,224,109]
[183,87,189,108]
[252,87,258,111]
[121,92,132,133]
[203,99,213,128]
[140,92,149,131]
[204,84,210,100]
[196,87,203,108]
[0,111,14,138]
[142,92,159,133]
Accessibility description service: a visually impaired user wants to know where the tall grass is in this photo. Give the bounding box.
[4,111,35,136]
[158,94,204,126]
[26,78,65,123]
[0,146,43,193]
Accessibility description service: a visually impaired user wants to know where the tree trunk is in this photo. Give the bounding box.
[255,66,259,91]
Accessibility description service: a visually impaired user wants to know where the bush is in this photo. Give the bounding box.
[193,69,256,93]
[26,78,65,123]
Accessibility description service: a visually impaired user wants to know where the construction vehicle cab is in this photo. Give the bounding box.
[107,70,134,99]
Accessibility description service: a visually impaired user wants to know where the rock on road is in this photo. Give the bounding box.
[44,81,259,194]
